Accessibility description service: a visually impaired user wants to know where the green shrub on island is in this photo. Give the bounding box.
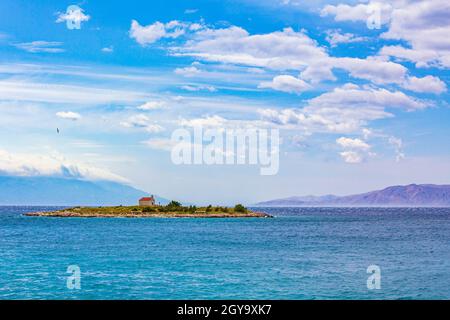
[167,200,182,208]
[104,203,250,215]
[158,206,168,212]
[234,204,247,213]
[188,206,197,213]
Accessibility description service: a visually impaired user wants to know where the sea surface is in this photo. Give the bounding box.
[1,206,450,300]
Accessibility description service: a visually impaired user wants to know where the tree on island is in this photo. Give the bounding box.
[234,204,247,213]
[167,201,182,208]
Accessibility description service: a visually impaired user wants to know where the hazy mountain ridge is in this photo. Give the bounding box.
[0,176,169,206]
[256,184,450,207]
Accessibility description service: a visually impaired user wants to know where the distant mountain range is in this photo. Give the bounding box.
[0,176,169,206]
[256,184,450,207]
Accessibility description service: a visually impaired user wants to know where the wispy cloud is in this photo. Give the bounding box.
[120,114,165,133]
[325,29,367,47]
[184,9,198,14]
[180,85,217,92]
[15,41,64,53]
[174,66,202,77]
[0,80,148,105]
[101,46,114,53]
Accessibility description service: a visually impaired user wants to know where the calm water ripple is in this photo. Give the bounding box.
[1,206,450,299]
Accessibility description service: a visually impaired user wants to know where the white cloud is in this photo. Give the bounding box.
[15,41,64,53]
[388,136,405,162]
[320,2,392,25]
[259,105,389,135]
[176,26,329,71]
[181,85,217,92]
[331,56,408,85]
[299,56,409,85]
[130,21,169,45]
[56,111,81,121]
[258,75,312,94]
[334,132,405,164]
[101,46,114,53]
[258,83,427,134]
[120,114,165,133]
[402,76,447,94]
[336,136,372,164]
[178,115,228,128]
[324,1,450,68]
[137,101,167,110]
[129,20,194,45]
[56,7,90,25]
[143,138,177,151]
[299,63,336,83]
[0,80,147,105]
[308,83,426,111]
[336,137,371,150]
[0,149,127,183]
[362,128,372,140]
[143,124,165,133]
[172,25,408,85]
[379,45,441,69]
[189,23,203,31]
[127,16,445,104]
[340,151,364,164]
[246,67,266,74]
[335,131,405,163]
[130,19,436,91]
[174,66,201,77]
[380,0,450,68]
[325,29,367,47]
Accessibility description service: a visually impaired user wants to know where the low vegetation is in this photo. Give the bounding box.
[26,202,272,218]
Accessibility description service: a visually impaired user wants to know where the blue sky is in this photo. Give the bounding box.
[0,0,449,205]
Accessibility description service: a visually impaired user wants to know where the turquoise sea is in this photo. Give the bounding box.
[1,206,450,300]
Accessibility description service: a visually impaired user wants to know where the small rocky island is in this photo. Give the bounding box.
[25,200,272,218]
